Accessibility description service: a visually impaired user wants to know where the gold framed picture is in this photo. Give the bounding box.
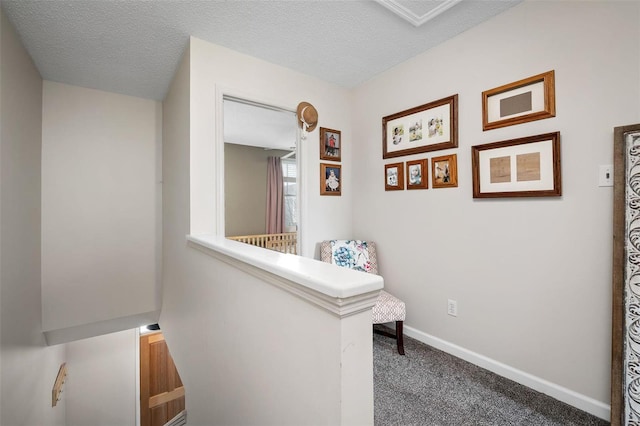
[385,162,404,191]
[320,127,341,161]
[431,154,458,188]
[406,159,428,190]
[320,163,341,196]
[482,70,556,131]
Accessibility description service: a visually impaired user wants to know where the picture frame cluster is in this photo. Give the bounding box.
[385,154,458,191]
[382,70,560,198]
[382,94,459,192]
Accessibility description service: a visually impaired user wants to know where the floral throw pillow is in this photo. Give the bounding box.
[331,240,371,273]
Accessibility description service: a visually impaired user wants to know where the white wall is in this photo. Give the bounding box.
[65,329,137,426]
[160,38,374,424]
[0,10,67,426]
[352,0,640,416]
[188,37,354,256]
[41,82,162,340]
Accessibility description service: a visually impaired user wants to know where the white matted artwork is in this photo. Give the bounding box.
[482,70,556,131]
[471,132,561,198]
[382,95,458,159]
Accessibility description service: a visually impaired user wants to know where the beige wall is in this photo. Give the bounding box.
[160,38,371,424]
[352,0,640,415]
[0,10,67,426]
[65,329,137,426]
[188,37,354,256]
[224,144,288,236]
[41,82,162,338]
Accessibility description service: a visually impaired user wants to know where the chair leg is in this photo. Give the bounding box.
[396,321,405,355]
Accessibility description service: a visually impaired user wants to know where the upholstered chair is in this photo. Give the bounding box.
[320,240,406,355]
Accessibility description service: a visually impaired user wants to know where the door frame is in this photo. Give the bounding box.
[215,87,303,254]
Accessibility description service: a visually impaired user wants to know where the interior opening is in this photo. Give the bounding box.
[222,96,299,254]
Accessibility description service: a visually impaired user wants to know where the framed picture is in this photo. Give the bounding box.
[320,163,341,196]
[471,132,561,198]
[406,159,428,190]
[382,94,458,159]
[482,70,555,131]
[385,162,404,191]
[431,154,458,188]
[320,127,341,161]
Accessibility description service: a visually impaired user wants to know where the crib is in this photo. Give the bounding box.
[226,232,297,254]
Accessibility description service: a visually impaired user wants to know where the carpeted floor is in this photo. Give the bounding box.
[373,328,609,426]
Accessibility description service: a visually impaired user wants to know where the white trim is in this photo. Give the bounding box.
[214,87,304,255]
[187,234,382,317]
[403,325,611,421]
[374,0,464,27]
[295,126,305,256]
[135,327,141,426]
[214,86,226,237]
[43,310,160,345]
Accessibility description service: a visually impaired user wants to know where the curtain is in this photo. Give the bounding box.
[266,156,284,234]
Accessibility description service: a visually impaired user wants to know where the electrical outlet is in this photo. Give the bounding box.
[447,299,458,317]
[599,164,613,187]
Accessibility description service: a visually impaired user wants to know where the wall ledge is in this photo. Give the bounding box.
[187,234,383,317]
[43,309,160,346]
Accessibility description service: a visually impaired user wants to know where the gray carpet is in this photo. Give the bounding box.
[373,327,609,426]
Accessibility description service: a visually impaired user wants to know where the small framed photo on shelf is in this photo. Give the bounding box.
[320,127,341,161]
[431,154,458,188]
[471,132,561,198]
[482,70,555,131]
[385,162,404,191]
[382,94,458,159]
[320,163,341,196]
[406,159,428,190]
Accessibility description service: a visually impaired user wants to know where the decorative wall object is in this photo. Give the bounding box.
[385,162,405,191]
[382,94,458,159]
[406,159,428,190]
[297,101,318,140]
[611,123,640,426]
[431,154,458,188]
[471,132,561,198]
[320,163,341,196]
[482,70,555,131]
[320,127,341,161]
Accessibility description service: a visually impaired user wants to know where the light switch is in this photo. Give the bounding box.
[599,165,613,187]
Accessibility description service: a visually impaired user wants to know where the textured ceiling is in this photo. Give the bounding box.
[1,0,521,101]
[224,98,297,150]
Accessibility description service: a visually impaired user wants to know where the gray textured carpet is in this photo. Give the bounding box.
[373,328,609,426]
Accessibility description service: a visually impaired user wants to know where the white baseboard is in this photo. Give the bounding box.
[403,325,611,421]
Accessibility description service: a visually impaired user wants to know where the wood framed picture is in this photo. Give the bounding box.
[471,132,561,198]
[320,127,341,161]
[482,70,556,131]
[382,94,458,159]
[406,159,428,190]
[431,154,458,188]
[385,162,404,191]
[320,163,341,196]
